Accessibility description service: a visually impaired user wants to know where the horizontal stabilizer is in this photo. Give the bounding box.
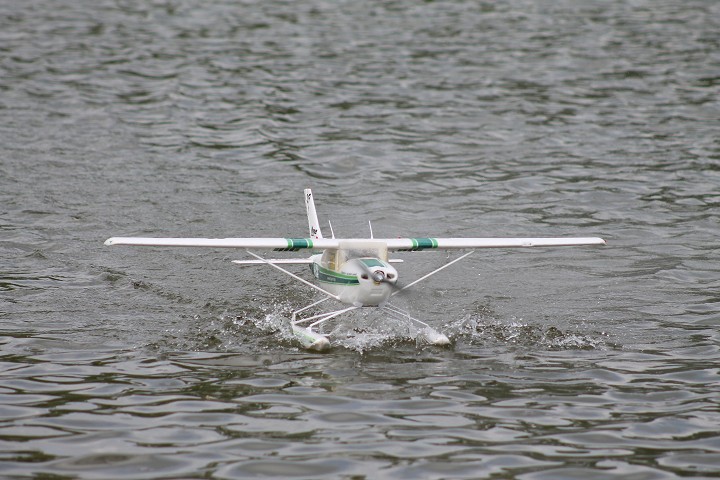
[232,259,314,265]
[232,258,403,266]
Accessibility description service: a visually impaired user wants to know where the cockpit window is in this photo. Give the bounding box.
[338,241,389,262]
[360,258,385,268]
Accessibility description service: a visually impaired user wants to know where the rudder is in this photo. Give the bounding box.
[304,189,323,239]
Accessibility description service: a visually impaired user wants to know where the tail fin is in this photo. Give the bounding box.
[304,189,323,239]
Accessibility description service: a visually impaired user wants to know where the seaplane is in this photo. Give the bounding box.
[105,189,605,351]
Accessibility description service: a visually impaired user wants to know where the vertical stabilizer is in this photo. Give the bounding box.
[304,189,323,239]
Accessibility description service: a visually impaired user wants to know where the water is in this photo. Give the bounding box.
[2,0,719,478]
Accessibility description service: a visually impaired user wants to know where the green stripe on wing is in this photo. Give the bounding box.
[399,237,439,251]
[274,238,314,251]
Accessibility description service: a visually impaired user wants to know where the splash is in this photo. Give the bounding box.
[238,306,439,354]
[154,301,611,354]
[444,315,611,350]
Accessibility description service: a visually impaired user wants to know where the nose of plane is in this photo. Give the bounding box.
[367,266,398,287]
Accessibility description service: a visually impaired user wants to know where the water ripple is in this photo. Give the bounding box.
[2,0,720,477]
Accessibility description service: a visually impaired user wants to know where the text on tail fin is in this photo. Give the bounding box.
[304,188,323,240]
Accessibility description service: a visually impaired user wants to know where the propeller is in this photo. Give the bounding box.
[355,251,476,296]
[370,270,385,283]
[355,260,401,291]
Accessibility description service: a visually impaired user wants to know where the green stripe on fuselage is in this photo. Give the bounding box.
[312,264,359,285]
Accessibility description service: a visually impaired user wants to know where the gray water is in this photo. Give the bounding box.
[2,0,719,478]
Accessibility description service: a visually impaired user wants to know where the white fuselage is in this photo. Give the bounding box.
[310,254,398,307]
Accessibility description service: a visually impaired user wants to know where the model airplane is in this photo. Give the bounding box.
[105,189,605,351]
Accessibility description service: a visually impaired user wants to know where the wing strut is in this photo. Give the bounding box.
[393,250,474,296]
[244,250,342,301]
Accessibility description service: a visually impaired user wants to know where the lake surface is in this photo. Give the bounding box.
[2,0,719,478]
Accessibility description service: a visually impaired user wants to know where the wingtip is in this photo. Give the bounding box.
[104,238,114,246]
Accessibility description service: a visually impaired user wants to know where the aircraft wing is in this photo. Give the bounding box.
[105,236,604,251]
[104,237,341,251]
[384,237,606,251]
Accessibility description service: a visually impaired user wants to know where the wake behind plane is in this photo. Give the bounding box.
[105,189,605,351]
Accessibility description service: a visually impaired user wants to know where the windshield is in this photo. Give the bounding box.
[359,258,385,268]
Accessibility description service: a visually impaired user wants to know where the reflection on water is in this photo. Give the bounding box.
[2,0,719,477]
[2,330,718,478]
